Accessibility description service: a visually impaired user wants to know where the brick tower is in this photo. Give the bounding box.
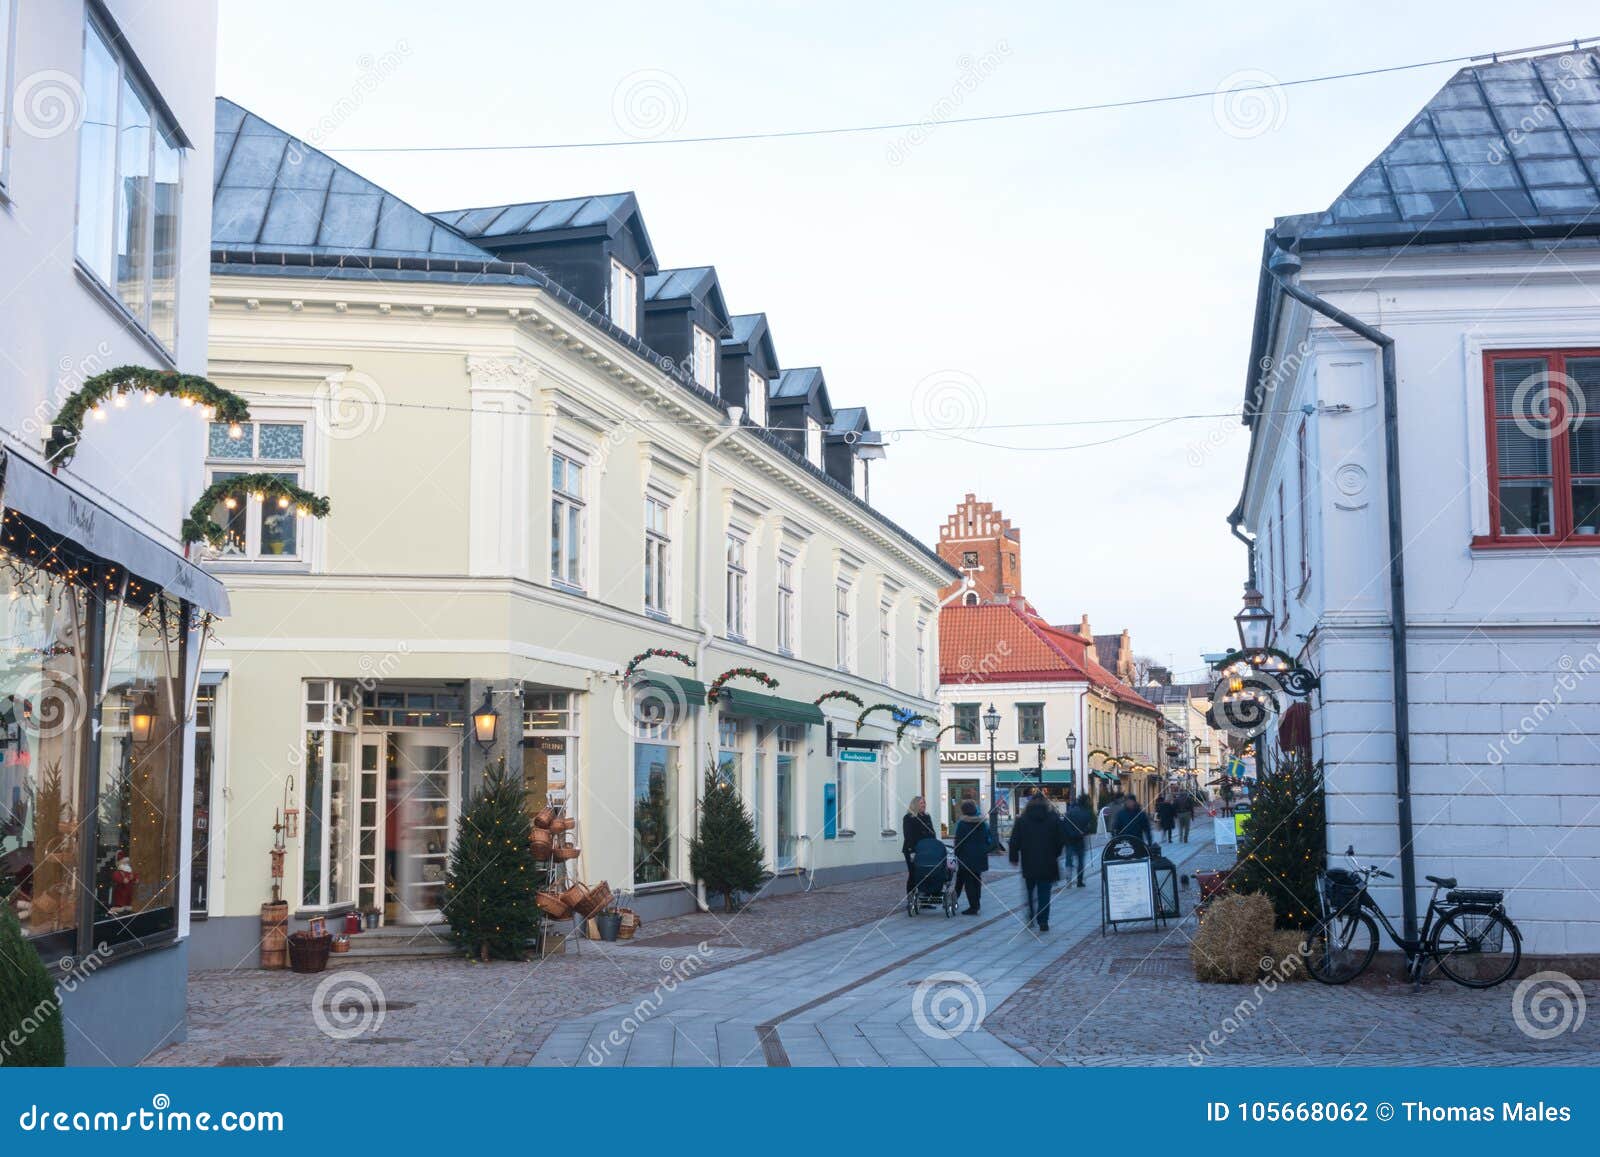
[937,494,1023,604]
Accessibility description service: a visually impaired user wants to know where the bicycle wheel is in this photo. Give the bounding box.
[1429,907,1521,988]
[1305,911,1378,984]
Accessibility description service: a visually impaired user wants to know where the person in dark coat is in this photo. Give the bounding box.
[1060,794,1094,888]
[901,796,937,894]
[1175,789,1193,843]
[1155,794,1177,842]
[1008,794,1064,930]
[951,800,990,915]
[1112,794,1152,843]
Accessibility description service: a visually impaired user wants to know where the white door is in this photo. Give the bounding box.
[357,737,384,919]
[391,732,460,924]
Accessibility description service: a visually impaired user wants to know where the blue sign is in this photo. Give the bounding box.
[822,782,837,839]
[839,748,877,763]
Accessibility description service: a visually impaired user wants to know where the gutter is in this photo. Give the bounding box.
[1255,241,1419,945]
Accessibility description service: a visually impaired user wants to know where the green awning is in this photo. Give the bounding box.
[636,672,707,705]
[1090,770,1118,783]
[997,770,1077,785]
[718,687,825,726]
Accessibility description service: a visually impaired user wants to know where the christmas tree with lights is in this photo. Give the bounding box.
[444,757,541,961]
[689,763,765,912]
[1227,748,1325,929]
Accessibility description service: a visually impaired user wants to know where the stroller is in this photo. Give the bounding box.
[906,836,957,917]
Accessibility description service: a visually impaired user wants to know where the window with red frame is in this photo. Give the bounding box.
[1483,350,1600,542]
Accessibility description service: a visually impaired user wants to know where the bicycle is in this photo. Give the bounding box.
[1305,846,1521,988]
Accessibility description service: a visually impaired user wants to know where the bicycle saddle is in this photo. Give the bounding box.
[1426,874,1457,888]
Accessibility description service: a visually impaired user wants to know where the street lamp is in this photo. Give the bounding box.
[472,688,500,753]
[1234,585,1274,652]
[983,703,1001,850]
[1063,730,1078,798]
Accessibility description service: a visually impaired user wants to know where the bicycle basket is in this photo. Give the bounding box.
[1446,908,1505,953]
[1323,869,1364,912]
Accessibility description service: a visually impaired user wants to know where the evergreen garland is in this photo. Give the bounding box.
[814,690,864,709]
[855,702,901,731]
[1226,750,1325,930]
[688,763,765,912]
[442,757,542,961]
[622,648,695,680]
[45,366,251,467]
[181,473,332,547]
[896,713,939,741]
[705,666,778,706]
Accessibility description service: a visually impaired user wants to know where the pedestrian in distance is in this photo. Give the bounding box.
[952,800,990,915]
[1176,789,1193,843]
[1008,793,1065,930]
[1156,793,1177,843]
[902,796,937,894]
[1112,793,1152,843]
[1061,793,1094,888]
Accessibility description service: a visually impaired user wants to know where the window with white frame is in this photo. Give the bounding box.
[205,420,308,560]
[806,417,824,467]
[776,553,796,656]
[746,369,768,426]
[692,325,718,392]
[301,681,357,910]
[609,259,638,336]
[915,617,929,695]
[879,602,894,687]
[835,580,853,672]
[835,738,856,835]
[551,451,586,590]
[644,495,671,617]
[0,0,13,194]
[725,532,749,640]
[76,13,183,352]
[879,751,895,836]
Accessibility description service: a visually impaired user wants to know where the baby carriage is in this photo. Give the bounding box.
[907,836,957,917]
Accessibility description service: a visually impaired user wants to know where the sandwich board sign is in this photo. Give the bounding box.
[1100,835,1157,933]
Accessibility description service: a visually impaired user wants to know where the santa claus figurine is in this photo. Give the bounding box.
[111,852,137,911]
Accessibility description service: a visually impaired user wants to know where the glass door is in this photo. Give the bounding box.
[774,726,798,870]
[357,737,384,919]
[390,732,458,923]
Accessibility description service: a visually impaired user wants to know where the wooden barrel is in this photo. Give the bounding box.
[260,901,289,969]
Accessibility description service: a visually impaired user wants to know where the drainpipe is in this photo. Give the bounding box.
[1263,243,1418,945]
[690,407,744,912]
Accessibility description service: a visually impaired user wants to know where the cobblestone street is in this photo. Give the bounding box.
[147,838,1598,1067]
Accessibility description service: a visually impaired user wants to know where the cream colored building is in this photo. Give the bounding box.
[188,102,950,967]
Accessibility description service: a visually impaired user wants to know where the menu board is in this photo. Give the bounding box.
[1215,816,1238,849]
[1104,859,1155,922]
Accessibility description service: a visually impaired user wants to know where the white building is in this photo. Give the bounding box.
[0,1,221,1061]
[1234,46,1600,958]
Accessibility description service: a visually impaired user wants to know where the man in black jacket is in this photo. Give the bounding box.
[1060,794,1094,888]
[1112,794,1152,843]
[1008,793,1065,930]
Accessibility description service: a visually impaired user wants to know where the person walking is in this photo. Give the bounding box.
[1112,793,1152,843]
[1155,793,1177,843]
[901,796,937,894]
[951,800,989,915]
[1061,793,1094,888]
[1176,789,1193,844]
[1008,793,1064,930]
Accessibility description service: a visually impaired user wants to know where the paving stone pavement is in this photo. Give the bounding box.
[530,838,1215,1067]
[988,845,1600,1068]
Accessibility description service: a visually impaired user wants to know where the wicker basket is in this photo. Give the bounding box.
[533,805,558,830]
[530,829,555,859]
[287,931,333,974]
[552,844,581,862]
[616,909,641,940]
[558,883,589,912]
[536,892,572,919]
[549,816,576,833]
[573,881,612,919]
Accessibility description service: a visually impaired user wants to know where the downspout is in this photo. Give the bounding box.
[690,406,744,912]
[1264,243,1418,945]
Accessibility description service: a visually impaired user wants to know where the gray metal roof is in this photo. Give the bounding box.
[726,313,766,346]
[432,193,637,239]
[212,98,490,260]
[772,366,825,400]
[644,266,718,303]
[1285,48,1600,248]
[829,406,868,432]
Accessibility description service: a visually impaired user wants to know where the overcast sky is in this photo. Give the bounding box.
[218,0,1595,677]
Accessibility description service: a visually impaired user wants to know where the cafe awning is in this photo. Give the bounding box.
[635,672,707,705]
[718,687,825,727]
[997,770,1077,785]
[0,448,230,615]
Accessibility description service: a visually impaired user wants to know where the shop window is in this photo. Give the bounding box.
[0,0,13,194]
[190,686,216,915]
[300,681,356,910]
[523,691,576,815]
[205,420,308,560]
[359,686,464,729]
[774,727,798,870]
[632,694,678,884]
[717,718,741,790]
[75,12,183,351]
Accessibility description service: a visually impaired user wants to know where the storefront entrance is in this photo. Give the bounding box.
[359,730,460,925]
[943,777,980,832]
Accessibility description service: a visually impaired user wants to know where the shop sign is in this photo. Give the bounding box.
[940,748,1020,765]
[839,749,877,764]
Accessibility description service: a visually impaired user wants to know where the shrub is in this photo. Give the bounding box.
[1263,929,1309,982]
[1190,892,1277,984]
[0,905,65,1066]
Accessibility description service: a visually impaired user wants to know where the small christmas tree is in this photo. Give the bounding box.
[1226,748,1325,929]
[689,763,765,912]
[0,904,65,1066]
[443,757,542,961]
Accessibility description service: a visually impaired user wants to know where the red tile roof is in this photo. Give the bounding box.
[938,601,1159,715]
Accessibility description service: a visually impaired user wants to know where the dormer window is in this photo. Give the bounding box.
[806,418,823,468]
[692,325,718,392]
[609,259,638,337]
[746,370,768,426]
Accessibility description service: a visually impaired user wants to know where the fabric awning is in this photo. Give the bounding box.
[997,770,1077,785]
[718,687,825,726]
[0,449,230,615]
[635,672,707,705]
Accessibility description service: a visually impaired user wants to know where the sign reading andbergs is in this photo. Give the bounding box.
[939,749,1021,764]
